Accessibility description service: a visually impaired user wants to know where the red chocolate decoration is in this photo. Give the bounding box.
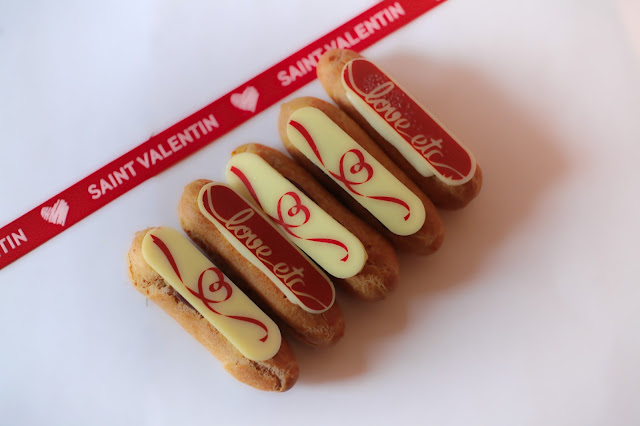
[343,59,474,182]
[200,184,335,312]
[150,234,183,282]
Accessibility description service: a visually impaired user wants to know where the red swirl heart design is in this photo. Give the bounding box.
[289,119,412,221]
[150,234,269,342]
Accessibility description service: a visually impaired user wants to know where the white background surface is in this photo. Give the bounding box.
[1,0,639,425]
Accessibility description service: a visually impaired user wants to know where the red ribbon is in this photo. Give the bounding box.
[0,0,448,270]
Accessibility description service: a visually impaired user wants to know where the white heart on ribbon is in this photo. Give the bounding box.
[230,86,259,113]
[40,199,70,227]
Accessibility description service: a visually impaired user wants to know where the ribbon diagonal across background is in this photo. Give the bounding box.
[0,0,447,269]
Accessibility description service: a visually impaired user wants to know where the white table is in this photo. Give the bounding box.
[1,1,639,425]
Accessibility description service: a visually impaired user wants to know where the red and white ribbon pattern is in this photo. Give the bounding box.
[0,0,448,270]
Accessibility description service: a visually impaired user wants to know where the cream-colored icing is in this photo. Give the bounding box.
[142,227,281,362]
[286,107,426,236]
[226,153,367,279]
[342,58,477,186]
[197,182,335,313]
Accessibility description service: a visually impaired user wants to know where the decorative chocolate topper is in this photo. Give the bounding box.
[197,182,335,313]
[141,227,281,362]
[286,107,426,236]
[226,152,367,279]
[342,58,476,186]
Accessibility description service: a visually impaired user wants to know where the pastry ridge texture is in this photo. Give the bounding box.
[232,143,400,301]
[317,48,482,210]
[127,229,299,392]
[179,179,345,348]
[279,96,445,255]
